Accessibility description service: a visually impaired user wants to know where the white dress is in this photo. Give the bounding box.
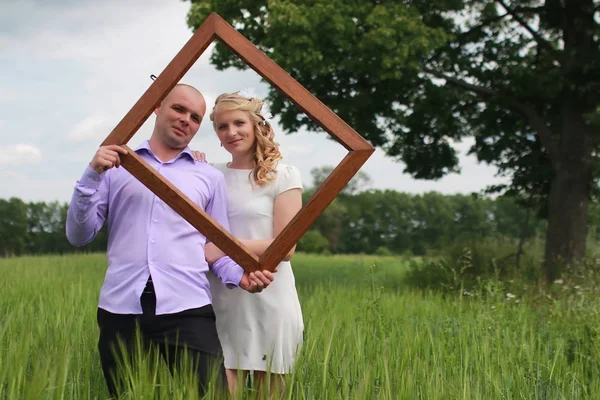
[208,162,304,374]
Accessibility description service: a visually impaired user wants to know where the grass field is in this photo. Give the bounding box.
[1,252,600,399]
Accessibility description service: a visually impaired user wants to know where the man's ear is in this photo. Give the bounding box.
[154,105,161,116]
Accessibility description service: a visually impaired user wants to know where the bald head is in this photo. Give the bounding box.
[151,83,207,153]
[161,84,207,116]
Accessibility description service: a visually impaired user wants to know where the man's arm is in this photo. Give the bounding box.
[205,173,245,288]
[66,145,126,246]
[65,165,109,246]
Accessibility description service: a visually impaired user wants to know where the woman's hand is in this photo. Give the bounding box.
[192,150,207,162]
[240,270,275,293]
[205,242,225,265]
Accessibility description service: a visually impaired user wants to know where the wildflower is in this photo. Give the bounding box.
[506,292,516,300]
[554,279,564,285]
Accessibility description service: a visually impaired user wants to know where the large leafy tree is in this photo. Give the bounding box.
[187,0,600,281]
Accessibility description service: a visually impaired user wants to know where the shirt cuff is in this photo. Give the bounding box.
[213,257,244,289]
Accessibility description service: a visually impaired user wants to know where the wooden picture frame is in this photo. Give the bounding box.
[101,13,374,272]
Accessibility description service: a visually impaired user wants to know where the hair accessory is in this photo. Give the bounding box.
[259,103,273,126]
[237,87,272,126]
[238,87,258,99]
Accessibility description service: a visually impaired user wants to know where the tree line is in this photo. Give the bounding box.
[4,186,597,259]
[299,188,549,256]
[0,198,107,257]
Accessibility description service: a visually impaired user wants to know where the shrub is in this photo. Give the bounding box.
[374,246,393,256]
[297,230,330,254]
[404,238,544,291]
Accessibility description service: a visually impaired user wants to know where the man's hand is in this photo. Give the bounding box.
[205,242,225,265]
[192,150,207,162]
[239,270,275,293]
[90,145,128,174]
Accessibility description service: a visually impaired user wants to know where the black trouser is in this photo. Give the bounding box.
[97,278,227,398]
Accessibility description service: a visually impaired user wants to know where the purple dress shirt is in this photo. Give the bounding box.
[66,141,244,315]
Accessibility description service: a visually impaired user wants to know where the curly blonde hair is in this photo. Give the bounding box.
[210,92,282,187]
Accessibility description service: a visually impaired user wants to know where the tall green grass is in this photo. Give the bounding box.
[1,253,599,399]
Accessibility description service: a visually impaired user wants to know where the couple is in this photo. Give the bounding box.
[65,83,304,398]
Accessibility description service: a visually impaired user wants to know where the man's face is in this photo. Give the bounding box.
[154,85,207,149]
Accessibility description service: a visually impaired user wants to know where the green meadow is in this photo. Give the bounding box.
[1,253,599,399]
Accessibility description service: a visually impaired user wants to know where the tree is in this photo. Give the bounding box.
[297,230,330,253]
[449,194,494,245]
[310,166,372,195]
[27,201,73,254]
[304,166,370,252]
[187,0,600,281]
[307,197,348,253]
[0,198,28,257]
[343,190,415,254]
[411,192,454,253]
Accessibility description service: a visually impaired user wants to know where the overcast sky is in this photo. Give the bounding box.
[0,0,506,203]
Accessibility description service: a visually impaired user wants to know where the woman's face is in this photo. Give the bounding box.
[213,108,257,158]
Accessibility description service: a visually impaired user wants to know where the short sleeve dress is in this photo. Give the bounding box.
[208,162,304,374]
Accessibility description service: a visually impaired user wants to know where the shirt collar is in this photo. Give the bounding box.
[135,140,195,164]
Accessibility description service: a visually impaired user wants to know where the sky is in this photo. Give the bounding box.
[0,0,506,203]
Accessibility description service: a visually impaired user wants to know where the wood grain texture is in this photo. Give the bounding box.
[102,15,217,146]
[259,149,374,271]
[119,145,260,273]
[213,14,373,152]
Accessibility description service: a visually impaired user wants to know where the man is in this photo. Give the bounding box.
[66,84,273,397]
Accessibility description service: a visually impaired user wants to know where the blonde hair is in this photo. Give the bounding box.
[210,92,282,186]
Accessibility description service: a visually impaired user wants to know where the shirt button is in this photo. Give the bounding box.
[153,219,158,223]
[151,239,156,244]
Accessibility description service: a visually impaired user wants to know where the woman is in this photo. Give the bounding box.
[199,90,304,396]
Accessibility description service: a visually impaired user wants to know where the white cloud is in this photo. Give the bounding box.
[0,0,508,203]
[68,116,110,142]
[0,170,24,180]
[0,175,76,203]
[0,144,42,165]
[0,88,13,103]
[281,143,315,156]
[83,79,100,92]
[203,93,217,112]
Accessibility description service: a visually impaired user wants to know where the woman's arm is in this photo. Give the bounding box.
[244,187,303,260]
[205,187,302,263]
